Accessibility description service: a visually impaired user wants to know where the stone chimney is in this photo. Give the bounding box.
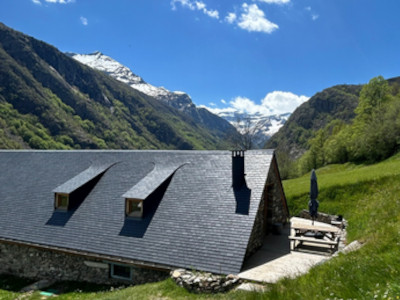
[232,150,246,188]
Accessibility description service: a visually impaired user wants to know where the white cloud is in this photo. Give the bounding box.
[195,1,205,10]
[221,99,227,104]
[231,96,263,114]
[225,12,237,24]
[171,0,219,19]
[45,0,75,3]
[205,9,219,19]
[237,3,278,34]
[257,0,290,4]
[171,0,190,10]
[33,0,74,4]
[201,91,309,117]
[305,6,319,21]
[261,91,309,115]
[312,14,319,21]
[80,16,88,26]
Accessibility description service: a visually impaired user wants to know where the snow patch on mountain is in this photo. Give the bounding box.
[202,92,309,147]
[213,110,291,148]
[69,51,306,147]
[67,51,239,138]
[68,51,194,111]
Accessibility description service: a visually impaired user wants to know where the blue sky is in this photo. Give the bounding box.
[1,0,400,115]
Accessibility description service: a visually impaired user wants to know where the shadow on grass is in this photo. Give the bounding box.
[0,274,117,296]
[0,274,36,292]
[44,280,115,295]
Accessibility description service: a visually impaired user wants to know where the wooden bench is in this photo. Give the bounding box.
[291,223,340,235]
[289,235,340,253]
[331,220,344,229]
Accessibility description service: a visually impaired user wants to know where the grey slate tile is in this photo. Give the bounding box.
[0,150,275,274]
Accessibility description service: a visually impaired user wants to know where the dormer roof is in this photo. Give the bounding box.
[0,150,281,275]
[122,163,184,200]
[53,162,115,194]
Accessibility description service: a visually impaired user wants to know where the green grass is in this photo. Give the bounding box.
[0,277,259,300]
[274,153,400,299]
[1,155,400,299]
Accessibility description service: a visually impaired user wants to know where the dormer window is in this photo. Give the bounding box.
[122,163,183,220]
[52,162,115,212]
[55,193,69,210]
[125,198,143,218]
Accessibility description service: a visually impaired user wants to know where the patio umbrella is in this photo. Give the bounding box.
[309,169,319,225]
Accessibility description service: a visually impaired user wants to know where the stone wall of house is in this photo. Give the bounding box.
[245,192,265,258]
[0,242,168,285]
[268,158,288,225]
[245,157,289,258]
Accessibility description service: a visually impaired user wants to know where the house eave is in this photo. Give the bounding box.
[0,237,173,272]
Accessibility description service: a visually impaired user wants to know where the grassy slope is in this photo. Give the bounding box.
[0,22,237,151]
[269,155,400,299]
[1,157,400,299]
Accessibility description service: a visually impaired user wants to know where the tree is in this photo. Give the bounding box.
[355,76,391,119]
[232,114,264,150]
[275,150,296,179]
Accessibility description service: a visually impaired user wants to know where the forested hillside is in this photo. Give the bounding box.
[274,76,400,178]
[298,76,400,170]
[266,84,362,158]
[0,23,238,150]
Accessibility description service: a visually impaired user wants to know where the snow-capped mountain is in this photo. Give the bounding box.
[68,51,194,112]
[69,52,289,147]
[215,110,290,148]
[68,51,237,138]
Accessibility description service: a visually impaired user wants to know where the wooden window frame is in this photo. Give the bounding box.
[125,198,143,218]
[55,193,69,210]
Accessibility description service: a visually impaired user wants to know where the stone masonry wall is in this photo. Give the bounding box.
[245,156,288,258]
[0,242,168,285]
[245,192,265,258]
[268,158,288,225]
[170,269,241,293]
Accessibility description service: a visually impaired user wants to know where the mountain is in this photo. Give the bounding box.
[267,77,400,159]
[67,52,192,109]
[0,22,237,150]
[265,84,363,158]
[69,52,298,149]
[215,110,290,148]
[68,52,237,140]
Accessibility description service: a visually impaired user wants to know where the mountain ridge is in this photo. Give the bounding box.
[0,22,236,150]
[68,51,237,140]
[70,51,297,148]
[266,84,363,157]
[266,77,400,159]
[215,110,290,148]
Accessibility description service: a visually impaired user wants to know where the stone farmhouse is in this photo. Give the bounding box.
[0,150,288,284]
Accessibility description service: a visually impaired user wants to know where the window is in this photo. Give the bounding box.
[55,193,69,210]
[110,264,132,280]
[125,198,143,218]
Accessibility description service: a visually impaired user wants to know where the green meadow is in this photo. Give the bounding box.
[1,155,400,299]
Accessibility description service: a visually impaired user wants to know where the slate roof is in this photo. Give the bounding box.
[53,162,114,194]
[122,163,183,200]
[0,150,275,274]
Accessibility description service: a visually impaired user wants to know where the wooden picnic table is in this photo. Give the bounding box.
[291,223,339,238]
[289,222,341,253]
